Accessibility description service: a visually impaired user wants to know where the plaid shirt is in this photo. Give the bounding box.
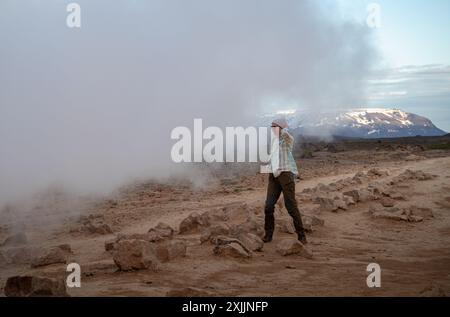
[270,129,299,178]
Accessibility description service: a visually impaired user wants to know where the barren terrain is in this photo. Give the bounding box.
[1,137,450,297]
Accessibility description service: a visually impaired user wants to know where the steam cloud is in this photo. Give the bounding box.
[0,0,377,206]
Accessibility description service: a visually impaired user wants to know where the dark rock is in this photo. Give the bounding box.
[4,276,68,297]
[276,239,312,258]
[31,247,67,268]
[155,240,187,262]
[113,239,159,271]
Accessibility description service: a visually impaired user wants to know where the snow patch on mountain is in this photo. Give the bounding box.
[265,108,447,138]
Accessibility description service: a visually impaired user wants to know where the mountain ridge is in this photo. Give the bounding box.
[267,108,447,139]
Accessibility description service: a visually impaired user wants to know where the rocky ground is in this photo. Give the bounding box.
[1,137,450,297]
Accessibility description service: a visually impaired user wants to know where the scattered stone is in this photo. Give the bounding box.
[276,218,296,234]
[387,191,406,200]
[393,169,436,183]
[114,230,168,245]
[314,196,338,212]
[155,240,187,262]
[212,235,252,253]
[230,217,264,237]
[200,223,230,244]
[148,222,174,239]
[367,182,389,197]
[380,197,395,208]
[343,189,373,203]
[367,168,389,177]
[235,233,264,252]
[179,212,210,234]
[409,206,434,219]
[276,239,312,258]
[333,197,348,211]
[81,260,117,277]
[1,232,27,247]
[31,247,67,268]
[203,209,229,222]
[343,195,356,206]
[113,239,159,271]
[213,242,251,259]
[315,183,331,193]
[85,222,113,235]
[105,239,117,252]
[297,193,312,202]
[4,276,69,297]
[369,206,423,222]
[302,215,325,233]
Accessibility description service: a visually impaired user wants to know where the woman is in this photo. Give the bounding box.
[263,118,307,244]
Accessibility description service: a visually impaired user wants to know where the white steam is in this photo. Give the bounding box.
[0,0,377,206]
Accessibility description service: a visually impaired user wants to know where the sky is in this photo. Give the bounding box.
[335,0,450,131]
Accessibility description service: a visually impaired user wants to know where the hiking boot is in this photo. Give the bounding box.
[297,232,308,245]
[263,234,273,243]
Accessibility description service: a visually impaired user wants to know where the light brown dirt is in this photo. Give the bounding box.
[1,151,450,297]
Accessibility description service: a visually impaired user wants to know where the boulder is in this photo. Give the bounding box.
[314,195,347,212]
[369,206,423,222]
[229,217,264,237]
[343,195,356,206]
[211,235,252,253]
[303,215,325,233]
[4,276,68,297]
[179,212,210,234]
[380,197,395,208]
[31,247,67,268]
[315,183,331,193]
[155,240,187,262]
[388,191,406,201]
[148,222,174,239]
[213,242,251,259]
[367,182,389,197]
[200,223,230,244]
[333,197,348,211]
[409,206,434,219]
[276,239,312,258]
[396,169,436,182]
[84,222,113,235]
[343,189,373,203]
[235,233,264,252]
[276,218,296,234]
[113,239,159,271]
[202,209,229,222]
[314,196,338,212]
[105,239,117,252]
[367,168,389,177]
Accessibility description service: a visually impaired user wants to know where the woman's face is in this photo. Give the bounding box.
[271,125,281,137]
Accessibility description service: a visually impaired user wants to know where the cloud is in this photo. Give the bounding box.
[367,64,450,131]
